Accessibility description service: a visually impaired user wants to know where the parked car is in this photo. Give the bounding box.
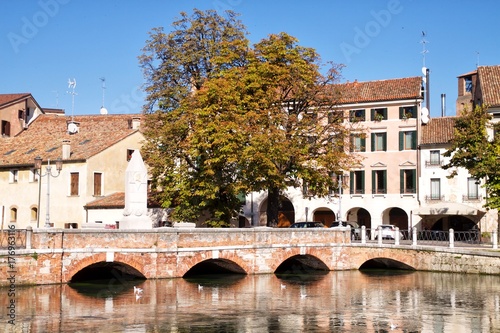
[375,224,404,240]
[331,221,369,240]
[289,221,326,228]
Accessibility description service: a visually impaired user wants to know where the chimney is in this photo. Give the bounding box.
[62,140,71,159]
[441,93,446,117]
[131,117,141,130]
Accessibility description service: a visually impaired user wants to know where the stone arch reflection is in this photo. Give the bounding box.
[183,259,247,277]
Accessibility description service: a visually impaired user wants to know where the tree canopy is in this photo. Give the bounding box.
[139,9,359,227]
[443,104,500,209]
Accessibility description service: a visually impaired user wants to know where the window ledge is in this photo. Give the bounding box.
[372,194,386,198]
[400,194,416,198]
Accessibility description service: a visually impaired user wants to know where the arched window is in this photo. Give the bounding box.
[31,207,38,221]
[10,207,17,222]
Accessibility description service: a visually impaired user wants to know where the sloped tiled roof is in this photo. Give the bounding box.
[478,65,500,107]
[420,116,456,145]
[0,114,143,166]
[84,192,125,209]
[335,77,423,104]
[0,93,32,107]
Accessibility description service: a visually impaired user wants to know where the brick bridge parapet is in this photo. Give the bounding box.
[2,227,500,286]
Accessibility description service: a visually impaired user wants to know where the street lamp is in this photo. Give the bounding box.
[34,157,63,228]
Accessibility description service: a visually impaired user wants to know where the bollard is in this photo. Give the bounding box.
[493,229,498,250]
[377,226,382,246]
[395,227,400,245]
[361,225,366,244]
[449,228,454,248]
[26,226,32,250]
[412,227,417,246]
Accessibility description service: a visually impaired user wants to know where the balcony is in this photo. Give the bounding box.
[425,195,444,202]
[425,160,443,167]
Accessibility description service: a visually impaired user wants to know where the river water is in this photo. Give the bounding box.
[2,270,500,333]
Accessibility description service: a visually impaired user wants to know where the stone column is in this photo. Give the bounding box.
[119,150,152,229]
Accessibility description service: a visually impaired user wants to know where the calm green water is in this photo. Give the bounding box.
[2,270,500,332]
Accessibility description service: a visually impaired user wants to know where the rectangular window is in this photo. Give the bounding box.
[372,170,387,194]
[399,106,416,119]
[350,134,366,152]
[430,178,441,200]
[467,177,479,200]
[399,131,417,150]
[70,172,79,196]
[127,149,135,161]
[371,132,387,151]
[400,169,416,194]
[349,109,365,122]
[93,172,102,196]
[350,170,365,195]
[30,169,39,182]
[9,170,18,183]
[429,150,441,166]
[371,108,387,121]
[1,120,11,137]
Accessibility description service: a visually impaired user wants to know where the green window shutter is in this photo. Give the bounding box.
[383,170,387,193]
[361,171,365,194]
[371,133,375,152]
[399,107,404,119]
[382,108,387,119]
[400,170,404,194]
[350,171,354,194]
[382,133,387,151]
[237,192,246,204]
[411,131,417,149]
[361,137,366,152]
[371,109,375,121]
[399,132,404,151]
[412,169,417,193]
[372,170,375,194]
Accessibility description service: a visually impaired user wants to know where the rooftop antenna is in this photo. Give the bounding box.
[99,77,108,114]
[67,78,77,119]
[476,51,480,68]
[420,31,429,68]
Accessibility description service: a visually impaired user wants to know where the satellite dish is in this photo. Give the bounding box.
[422,115,430,124]
[68,122,78,134]
[421,107,429,117]
[100,106,108,115]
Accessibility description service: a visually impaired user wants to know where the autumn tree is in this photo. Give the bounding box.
[443,104,500,209]
[140,9,358,227]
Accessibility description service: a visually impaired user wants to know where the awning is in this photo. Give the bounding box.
[414,202,484,216]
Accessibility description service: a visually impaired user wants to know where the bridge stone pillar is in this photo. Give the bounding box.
[449,228,454,248]
[395,227,400,245]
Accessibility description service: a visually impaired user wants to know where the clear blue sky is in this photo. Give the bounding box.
[1,0,498,117]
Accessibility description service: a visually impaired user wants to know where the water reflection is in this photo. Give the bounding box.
[2,271,500,332]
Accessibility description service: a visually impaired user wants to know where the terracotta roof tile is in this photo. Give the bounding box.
[85,192,125,208]
[0,114,143,166]
[335,77,423,104]
[421,116,456,145]
[0,93,32,107]
[478,65,500,107]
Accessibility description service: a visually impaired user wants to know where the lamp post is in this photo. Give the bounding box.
[337,173,349,227]
[34,157,63,228]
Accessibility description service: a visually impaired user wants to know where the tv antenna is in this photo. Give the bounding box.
[420,31,429,67]
[99,77,108,114]
[67,78,77,118]
[476,51,480,68]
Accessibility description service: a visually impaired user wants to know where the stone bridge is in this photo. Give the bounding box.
[2,227,500,286]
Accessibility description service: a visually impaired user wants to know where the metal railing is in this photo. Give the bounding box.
[351,226,494,249]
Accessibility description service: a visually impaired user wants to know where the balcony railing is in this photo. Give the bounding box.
[462,194,483,202]
[425,160,443,167]
[425,195,444,202]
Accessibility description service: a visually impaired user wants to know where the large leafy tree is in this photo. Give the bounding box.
[443,104,500,209]
[140,9,358,227]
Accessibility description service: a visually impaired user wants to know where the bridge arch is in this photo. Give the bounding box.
[64,253,147,283]
[359,257,416,270]
[177,251,251,277]
[269,247,332,273]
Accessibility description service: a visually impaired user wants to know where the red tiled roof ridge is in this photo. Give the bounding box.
[477,65,500,107]
[0,93,32,107]
[333,76,422,104]
[420,116,457,145]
